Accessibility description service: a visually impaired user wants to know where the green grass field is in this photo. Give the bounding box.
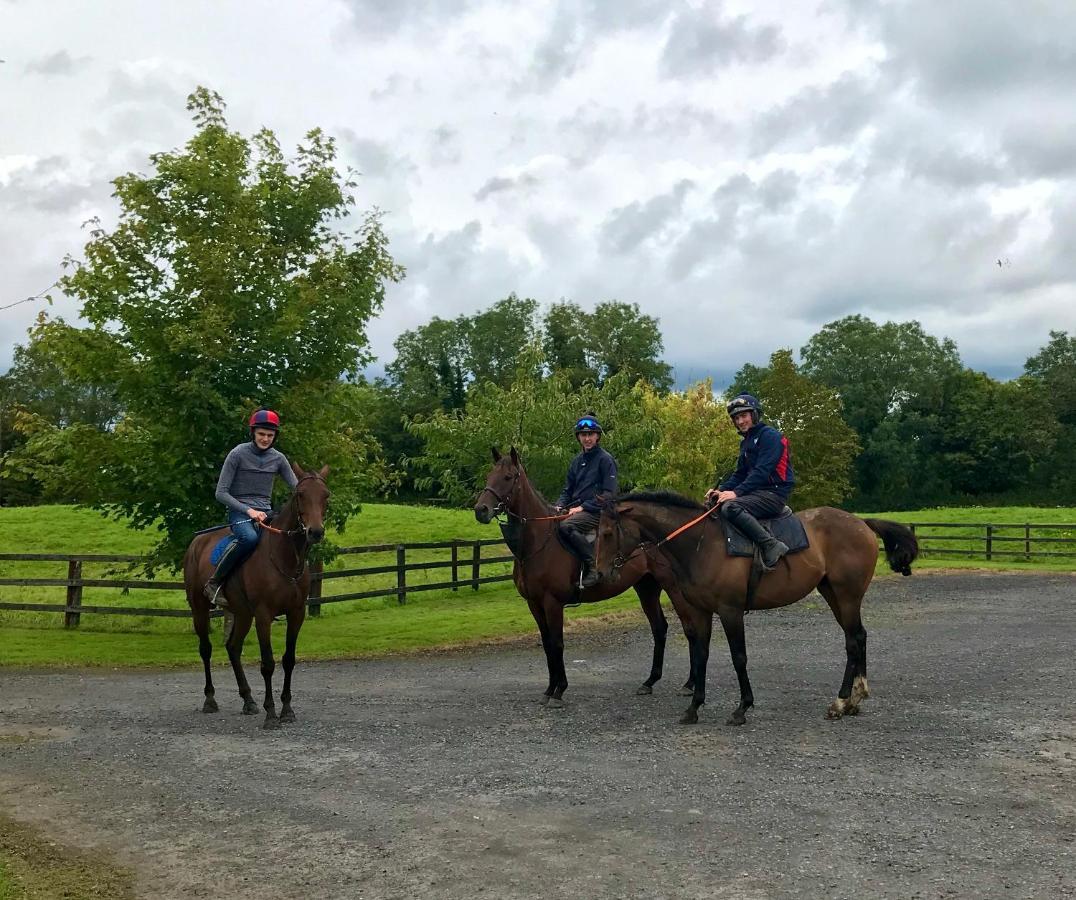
[1,503,1073,668]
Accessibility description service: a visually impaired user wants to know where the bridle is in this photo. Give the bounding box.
[259,473,328,582]
[476,472,519,520]
[606,503,715,572]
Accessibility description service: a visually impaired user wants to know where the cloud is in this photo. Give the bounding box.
[24,50,89,76]
[337,0,474,36]
[660,5,784,79]
[751,71,878,154]
[600,179,693,254]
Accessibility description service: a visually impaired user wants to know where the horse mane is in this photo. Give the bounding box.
[612,490,705,511]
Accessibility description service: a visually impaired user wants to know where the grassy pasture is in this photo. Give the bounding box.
[1,503,1073,668]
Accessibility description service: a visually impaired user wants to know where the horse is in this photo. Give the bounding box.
[183,463,330,729]
[474,447,686,707]
[594,492,918,726]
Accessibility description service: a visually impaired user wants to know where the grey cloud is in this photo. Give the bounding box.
[338,0,472,36]
[428,125,460,166]
[600,179,694,254]
[1002,115,1076,179]
[751,71,877,154]
[25,50,89,76]
[660,5,784,79]
[104,68,190,108]
[0,156,96,213]
[757,169,799,212]
[474,172,541,202]
[338,130,416,179]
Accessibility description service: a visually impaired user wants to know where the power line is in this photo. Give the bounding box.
[0,281,60,312]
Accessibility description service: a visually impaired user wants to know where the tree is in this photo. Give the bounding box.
[387,315,471,415]
[1023,331,1076,500]
[754,350,861,509]
[724,362,770,402]
[588,301,673,391]
[30,87,402,568]
[467,293,539,388]
[541,301,593,388]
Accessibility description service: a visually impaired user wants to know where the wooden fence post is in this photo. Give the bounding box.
[65,559,82,629]
[471,541,481,591]
[1025,523,1031,561]
[396,545,407,605]
[986,525,993,561]
[308,561,323,617]
[451,542,459,591]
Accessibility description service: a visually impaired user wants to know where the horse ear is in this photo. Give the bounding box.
[291,461,306,479]
[491,446,501,462]
[510,446,520,465]
[318,464,330,478]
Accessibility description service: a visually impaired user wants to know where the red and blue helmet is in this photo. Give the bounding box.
[249,408,281,433]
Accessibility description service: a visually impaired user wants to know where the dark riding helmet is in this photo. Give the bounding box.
[726,393,761,426]
[574,414,603,435]
[249,407,281,440]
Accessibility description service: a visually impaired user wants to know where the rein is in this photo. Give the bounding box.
[610,503,716,570]
[254,473,326,582]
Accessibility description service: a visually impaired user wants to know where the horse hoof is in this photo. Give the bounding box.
[679,710,699,725]
[539,694,551,706]
[263,715,280,730]
[202,697,219,714]
[636,684,653,696]
[546,697,564,709]
[725,712,746,726]
[678,685,694,697]
[242,701,258,715]
[826,699,846,719]
[279,709,296,724]
[845,705,860,716]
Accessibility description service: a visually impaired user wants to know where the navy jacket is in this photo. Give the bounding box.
[556,445,619,513]
[718,422,795,501]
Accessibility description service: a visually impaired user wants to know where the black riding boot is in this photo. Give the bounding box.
[204,540,243,609]
[723,505,789,572]
[561,528,601,588]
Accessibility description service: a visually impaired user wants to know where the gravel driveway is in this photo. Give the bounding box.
[2,572,1074,899]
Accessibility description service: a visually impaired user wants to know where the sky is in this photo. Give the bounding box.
[2,0,1074,388]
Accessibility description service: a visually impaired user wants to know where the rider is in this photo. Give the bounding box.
[204,407,298,608]
[705,393,795,572]
[555,413,619,589]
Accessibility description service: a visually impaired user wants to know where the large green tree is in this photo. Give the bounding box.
[27,87,402,568]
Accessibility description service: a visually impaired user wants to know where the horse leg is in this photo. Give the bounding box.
[254,611,279,730]
[224,612,258,715]
[528,599,557,705]
[717,606,754,726]
[192,606,217,713]
[544,599,568,707]
[679,605,713,725]
[278,608,305,724]
[634,575,668,695]
[817,578,869,719]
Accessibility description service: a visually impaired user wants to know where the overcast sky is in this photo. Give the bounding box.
[3,0,1074,387]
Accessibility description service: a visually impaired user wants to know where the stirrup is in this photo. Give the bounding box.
[204,580,229,610]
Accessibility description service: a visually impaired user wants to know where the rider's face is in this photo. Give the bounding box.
[253,428,276,449]
[578,431,600,450]
[732,411,754,434]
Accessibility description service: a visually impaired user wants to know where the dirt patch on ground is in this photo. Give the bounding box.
[2,573,1075,899]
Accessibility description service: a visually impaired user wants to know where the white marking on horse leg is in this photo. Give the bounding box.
[851,675,870,705]
[826,697,847,719]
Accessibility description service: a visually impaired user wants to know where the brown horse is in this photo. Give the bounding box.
[474,448,684,706]
[183,463,330,728]
[594,492,918,726]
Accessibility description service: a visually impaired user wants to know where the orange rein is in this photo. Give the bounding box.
[653,504,717,548]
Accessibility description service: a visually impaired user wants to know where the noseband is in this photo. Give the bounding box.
[477,473,519,519]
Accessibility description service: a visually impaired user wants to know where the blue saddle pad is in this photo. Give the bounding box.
[724,507,809,558]
[210,534,236,566]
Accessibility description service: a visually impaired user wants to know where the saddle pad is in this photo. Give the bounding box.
[210,534,236,566]
[724,507,809,559]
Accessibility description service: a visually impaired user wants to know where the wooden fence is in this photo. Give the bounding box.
[0,538,514,628]
[1,523,1074,629]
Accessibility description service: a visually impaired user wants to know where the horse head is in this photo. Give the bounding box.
[290,462,331,543]
[474,446,522,524]
[595,500,642,583]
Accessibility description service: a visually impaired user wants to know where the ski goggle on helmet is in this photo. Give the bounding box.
[574,416,603,435]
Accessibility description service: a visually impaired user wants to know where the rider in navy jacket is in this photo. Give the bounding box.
[706,394,795,571]
[556,414,618,588]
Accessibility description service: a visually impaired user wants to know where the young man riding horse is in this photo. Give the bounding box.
[204,407,298,609]
[705,393,794,571]
[555,414,619,588]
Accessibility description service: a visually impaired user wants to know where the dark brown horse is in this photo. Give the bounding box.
[183,463,330,728]
[595,492,918,725]
[474,448,684,706]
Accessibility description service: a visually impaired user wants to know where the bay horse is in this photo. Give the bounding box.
[474,447,685,706]
[594,492,918,726]
[183,463,330,729]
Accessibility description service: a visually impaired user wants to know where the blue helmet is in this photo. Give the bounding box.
[574,414,603,435]
[726,394,761,425]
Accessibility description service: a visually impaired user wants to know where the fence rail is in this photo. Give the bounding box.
[1,523,1073,628]
[0,538,514,628]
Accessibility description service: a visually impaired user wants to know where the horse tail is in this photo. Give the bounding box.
[862,518,919,576]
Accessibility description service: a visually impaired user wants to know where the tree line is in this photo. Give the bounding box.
[1,88,1073,569]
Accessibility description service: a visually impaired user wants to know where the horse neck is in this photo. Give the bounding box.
[262,494,307,560]
[628,503,715,568]
[510,468,555,523]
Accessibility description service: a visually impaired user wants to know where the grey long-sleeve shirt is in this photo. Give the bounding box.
[214,442,298,515]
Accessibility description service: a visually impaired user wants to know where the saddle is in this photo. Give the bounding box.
[722,507,809,559]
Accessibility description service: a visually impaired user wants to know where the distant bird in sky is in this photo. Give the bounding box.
[996,257,1011,268]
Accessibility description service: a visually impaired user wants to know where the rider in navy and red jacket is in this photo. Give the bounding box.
[705,394,795,571]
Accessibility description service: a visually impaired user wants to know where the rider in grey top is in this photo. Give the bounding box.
[204,408,298,608]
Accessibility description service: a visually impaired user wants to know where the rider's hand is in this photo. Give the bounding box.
[568,506,583,515]
[716,490,738,504]
[247,508,267,522]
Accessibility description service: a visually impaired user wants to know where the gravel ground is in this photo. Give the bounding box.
[2,572,1074,900]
